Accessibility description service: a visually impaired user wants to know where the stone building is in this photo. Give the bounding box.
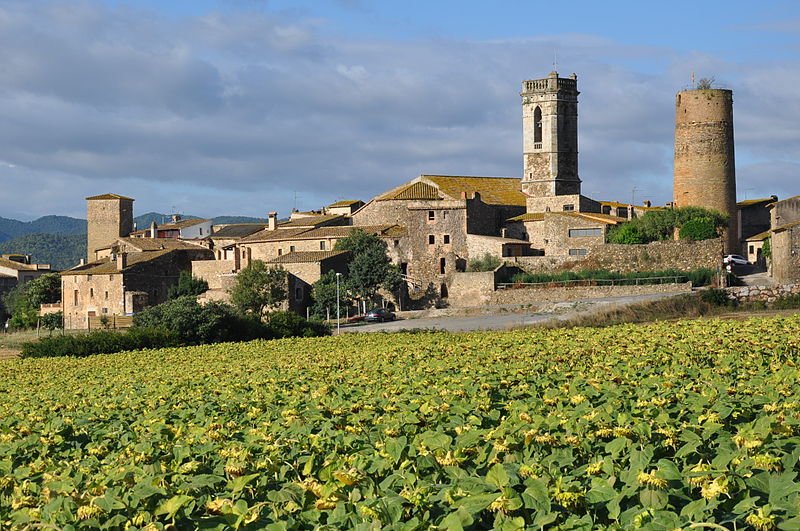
[61,246,213,330]
[768,195,800,282]
[352,175,528,300]
[0,255,52,304]
[520,72,601,214]
[673,88,738,252]
[265,250,350,314]
[506,211,625,257]
[130,215,213,240]
[86,193,134,262]
[737,197,776,260]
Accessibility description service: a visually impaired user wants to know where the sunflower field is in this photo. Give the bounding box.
[2,315,800,530]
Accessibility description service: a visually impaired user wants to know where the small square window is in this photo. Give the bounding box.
[290,245,296,252]
[428,235,435,245]
[278,249,283,256]
[563,204,575,212]
[443,234,450,244]
[393,239,399,247]
[428,210,435,221]
[320,241,326,250]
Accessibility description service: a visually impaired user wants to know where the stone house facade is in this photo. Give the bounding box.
[86,194,134,263]
[61,247,213,329]
[265,250,350,314]
[351,175,527,301]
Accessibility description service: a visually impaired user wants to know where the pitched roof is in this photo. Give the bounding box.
[507,212,545,222]
[328,199,363,208]
[61,250,173,276]
[737,197,776,207]
[266,250,350,265]
[157,218,210,230]
[378,181,443,201]
[745,230,771,241]
[555,212,628,225]
[240,224,404,244]
[118,237,208,252]
[209,224,265,239]
[0,257,37,271]
[279,214,347,228]
[423,175,526,207]
[86,193,134,201]
[376,175,526,207]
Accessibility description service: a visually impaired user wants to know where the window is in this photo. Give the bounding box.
[104,291,109,300]
[393,239,400,247]
[442,211,449,219]
[295,287,303,301]
[568,248,588,256]
[87,274,92,281]
[440,283,449,298]
[73,290,78,305]
[428,210,435,221]
[428,235,435,245]
[90,288,94,298]
[290,245,295,252]
[278,249,283,256]
[443,234,451,244]
[568,228,602,238]
[533,106,542,146]
[562,204,575,212]
[439,257,446,274]
[320,241,326,250]
[108,275,113,281]
[749,245,755,254]
[101,308,108,314]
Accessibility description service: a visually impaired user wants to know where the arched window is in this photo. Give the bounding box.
[533,106,542,145]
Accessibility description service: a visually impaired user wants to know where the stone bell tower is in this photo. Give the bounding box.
[521,72,581,200]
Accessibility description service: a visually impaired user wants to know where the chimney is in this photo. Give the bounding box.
[268,211,278,231]
[149,220,157,238]
[643,200,652,208]
[172,214,181,223]
[117,252,127,271]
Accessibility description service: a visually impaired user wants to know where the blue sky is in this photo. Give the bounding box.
[1,0,799,219]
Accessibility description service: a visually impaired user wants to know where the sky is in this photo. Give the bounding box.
[1,0,799,220]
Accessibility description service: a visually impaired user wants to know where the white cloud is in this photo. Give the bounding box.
[0,1,797,220]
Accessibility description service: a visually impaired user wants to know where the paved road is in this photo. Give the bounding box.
[340,292,685,333]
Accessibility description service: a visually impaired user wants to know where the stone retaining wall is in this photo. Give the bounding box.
[725,284,800,304]
[509,238,722,274]
[488,282,692,306]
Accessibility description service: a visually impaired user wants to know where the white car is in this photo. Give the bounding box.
[723,254,748,266]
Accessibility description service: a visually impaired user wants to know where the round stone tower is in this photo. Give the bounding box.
[673,88,737,253]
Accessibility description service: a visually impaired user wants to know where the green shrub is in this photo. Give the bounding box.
[679,217,718,241]
[168,271,209,299]
[607,207,727,244]
[467,253,502,272]
[700,288,732,307]
[772,294,800,310]
[40,311,63,332]
[267,311,331,339]
[133,296,269,345]
[607,223,646,244]
[20,328,180,359]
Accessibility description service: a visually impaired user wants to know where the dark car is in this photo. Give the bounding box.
[365,308,396,323]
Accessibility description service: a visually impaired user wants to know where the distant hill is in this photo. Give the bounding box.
[0,216,86,243]
[134,212,268,228]
[0,233,86,270]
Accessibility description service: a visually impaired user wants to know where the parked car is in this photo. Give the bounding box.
[365,308,396,322]
[723,254,749,266]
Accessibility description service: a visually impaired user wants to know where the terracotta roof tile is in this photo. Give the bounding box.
[507,212,545,222]
[157,218,210,230]
[61,250,173,276]
[377,181,442,201]
[279,215,347,228]
[328,199,364,208]
[266,250,350,265]
[209,224,265,239]
[423,175,526,207]
[118,237,209,252]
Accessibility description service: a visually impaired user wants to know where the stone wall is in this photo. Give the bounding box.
[487,282,692,306]
[509,238,722,274]
[446,271,496,307]
[86,197,134,262]
[726,283,800,304]
[192,259,238,291]
[772,227,800,283]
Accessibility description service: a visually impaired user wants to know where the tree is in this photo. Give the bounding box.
[229,261,288,317]
[311,270,350,320]
[26,273,61,307]
[334,229,403,303]
[168,271,209,299]
[679,217,718,241]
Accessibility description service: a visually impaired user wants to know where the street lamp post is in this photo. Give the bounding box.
[336,272,342,335]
